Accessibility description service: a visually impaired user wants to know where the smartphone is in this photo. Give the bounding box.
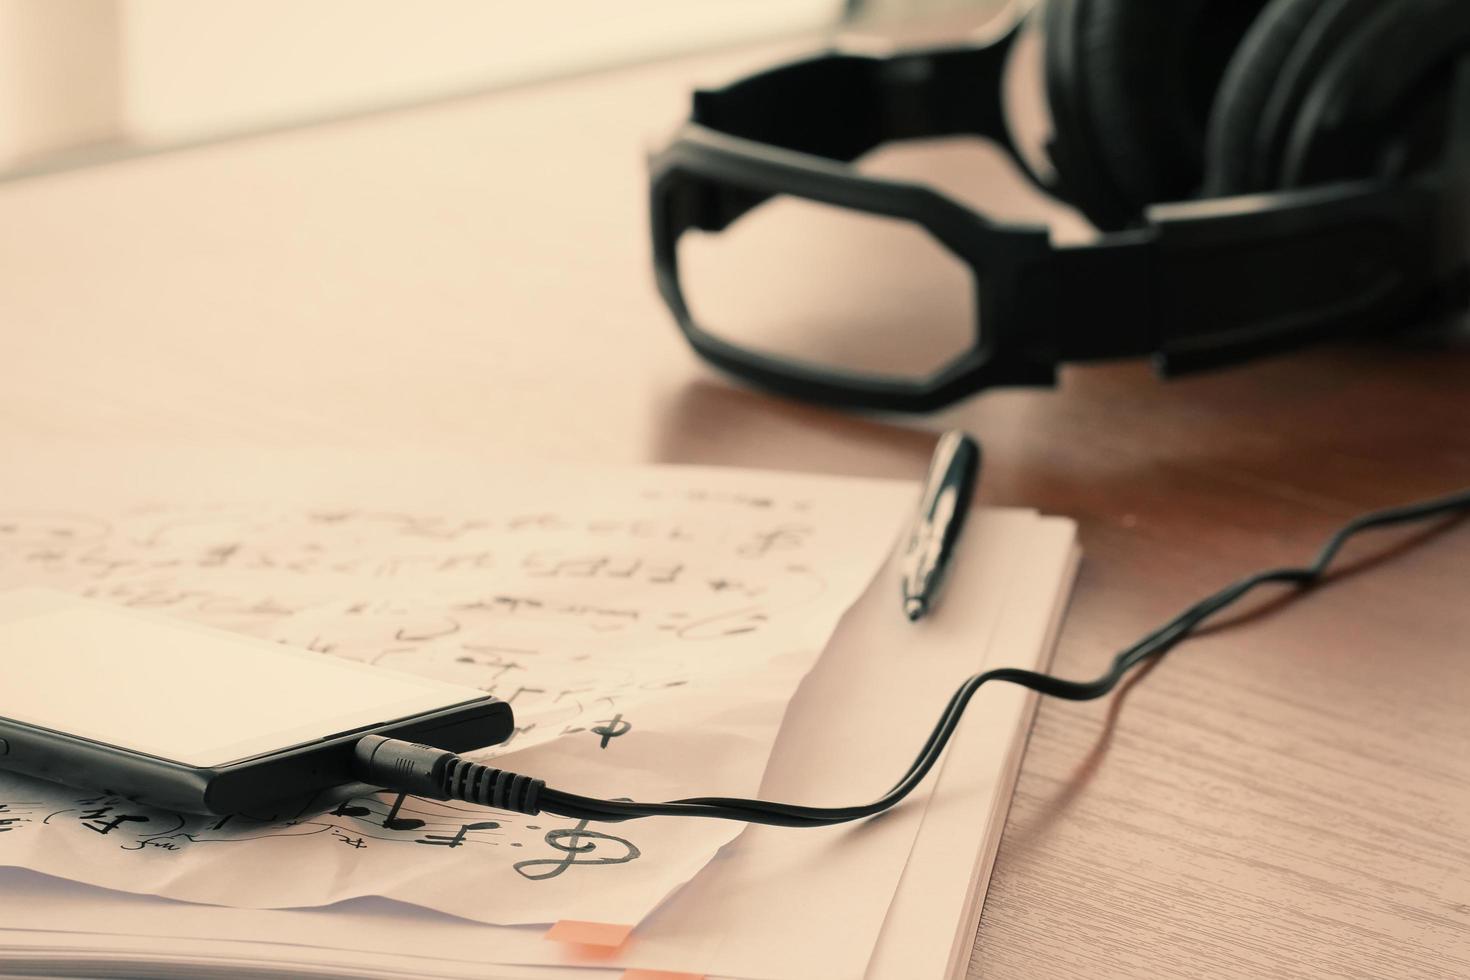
[0,589,511,816]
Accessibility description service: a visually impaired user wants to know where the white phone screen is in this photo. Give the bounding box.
[0,590,485,767]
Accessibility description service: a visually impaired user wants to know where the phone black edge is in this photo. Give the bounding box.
[0,697,513,817]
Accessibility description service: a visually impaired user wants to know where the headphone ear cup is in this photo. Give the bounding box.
[1203,0,1328,196]
[1041,0,1126,230]
[1246,0,1382,192]
[1281,0,1470,187]
[1043,0,1271,230]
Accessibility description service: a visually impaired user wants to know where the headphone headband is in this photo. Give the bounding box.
[691,31,1023,174]
[648,13,1470,412]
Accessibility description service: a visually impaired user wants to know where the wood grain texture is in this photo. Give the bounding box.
[0,29,1466,980]
[964,348,1470,980]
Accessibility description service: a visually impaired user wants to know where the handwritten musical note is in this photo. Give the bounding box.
[512,818,641,881]
[379,794,425,832]
[415,821,501,848]
[591,712,631,749]
[0,801,40,834]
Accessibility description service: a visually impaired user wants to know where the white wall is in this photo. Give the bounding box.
[119,0,838,143]
[0,0,121,168]
[0,0,839,170]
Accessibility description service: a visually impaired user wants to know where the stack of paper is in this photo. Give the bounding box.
[0,450,1077,980]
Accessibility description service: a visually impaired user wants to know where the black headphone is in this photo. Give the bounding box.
[649,0,1470,412]
[1042,0,1466,227]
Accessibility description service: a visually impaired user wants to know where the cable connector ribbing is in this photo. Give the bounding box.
[353,735,544,815]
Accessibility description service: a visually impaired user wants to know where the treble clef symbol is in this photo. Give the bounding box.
[590,712,630,749]
[513,818,641,881]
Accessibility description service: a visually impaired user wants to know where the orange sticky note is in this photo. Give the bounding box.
[621,971,706,980]
[544,920,635,948]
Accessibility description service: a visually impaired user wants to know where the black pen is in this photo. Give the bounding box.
[900,430,982,621]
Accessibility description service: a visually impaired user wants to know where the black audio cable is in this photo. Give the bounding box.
[354,486,1470,828]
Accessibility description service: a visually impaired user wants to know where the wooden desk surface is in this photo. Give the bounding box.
[1,36,1467,980]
